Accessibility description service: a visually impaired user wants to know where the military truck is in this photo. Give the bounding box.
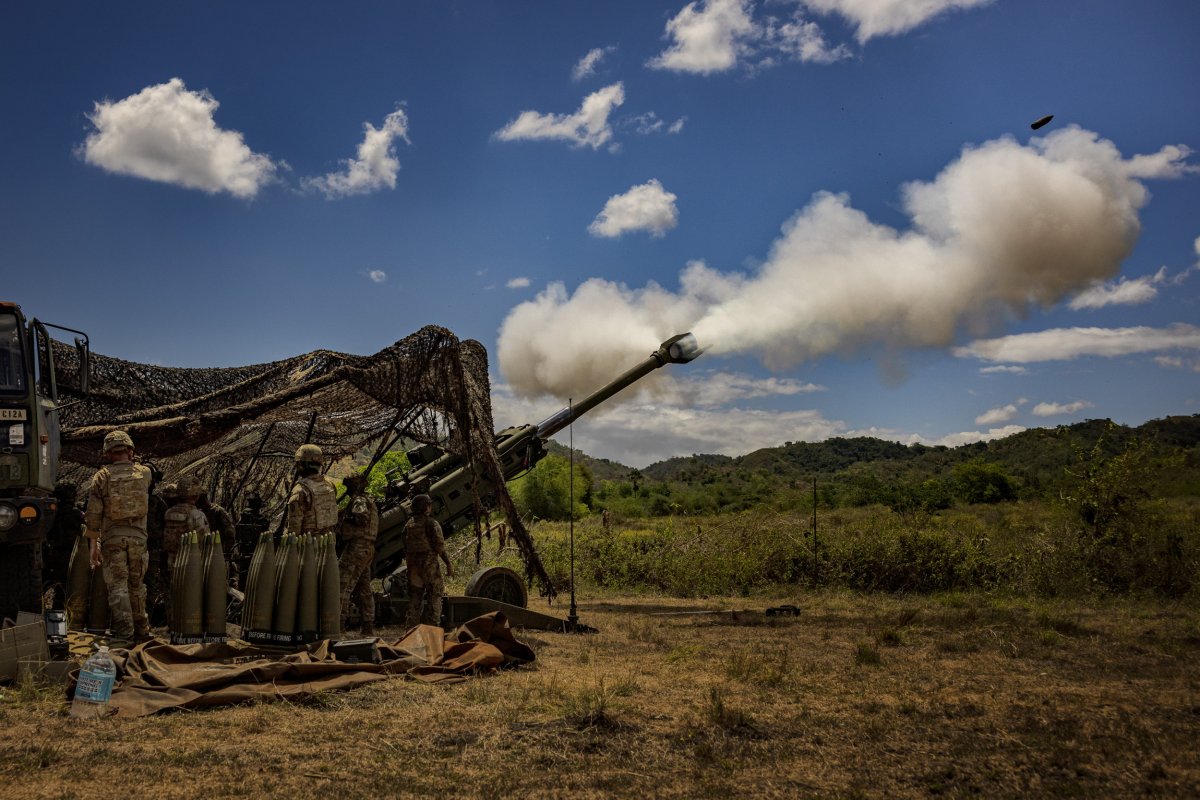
[0,302,90,619]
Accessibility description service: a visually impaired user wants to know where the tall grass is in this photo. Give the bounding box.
[453,497,1199,599]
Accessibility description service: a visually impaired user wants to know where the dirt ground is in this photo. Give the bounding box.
[1,592,1198,799]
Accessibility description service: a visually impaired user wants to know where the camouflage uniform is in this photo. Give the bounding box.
[84,438,153,639]
[337,480,379,634]
[162,487,210,626]
[403,505,448,627]
[286,475,338,536]
[200,497,235,548]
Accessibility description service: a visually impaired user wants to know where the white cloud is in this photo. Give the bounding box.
[974,398,1025,426]
[506,277,531,289]
[625,112,688,136]
[668,117,688,134]
[661,372,825,406]
[572,46,615,81]
[368,270,387,283]
[494,83,625,150]
[1032,400,1094,417]
[649,0,757,74]
[955,324,1200,364]
[588,179,680,238]
[925,425,1026,448]
[800,0,995,43]
[79,78,278,198]
[1069,267,1166,310]
[648,0,850,74]
[979,365,1027,375]
[303,108,409,199]
[1155,355,1200,373]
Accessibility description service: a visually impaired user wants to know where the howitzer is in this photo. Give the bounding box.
[372,333,703,586]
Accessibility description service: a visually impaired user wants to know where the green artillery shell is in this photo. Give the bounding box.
[249,534,277,642]
[296,534,319,643]
[65,535,91,630]
[170,534,186,637]
[204,531,228,641]
[318,532,341,639]
[240,531,265,632]
[180,531,206,641]
[86,551,110,633]
[273,534,300,645]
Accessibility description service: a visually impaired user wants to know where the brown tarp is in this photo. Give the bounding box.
[89,612,535,717]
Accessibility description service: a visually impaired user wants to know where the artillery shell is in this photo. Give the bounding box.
[247,533,277,644]
[1031,114,1054,130]
[204,531,228,642]
[65,536,91,630]
[85,552,110,634]
[318,532,341,639]
[273,534,300,646]
[296,534,319,644]
[179,531,205,643]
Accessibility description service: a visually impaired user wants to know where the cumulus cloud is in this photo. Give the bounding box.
[975,398,1025,426]
[588,179,680,238]
[79,78,278,198]
[500,127,1194,400]
[648,0,850,74]
[302,108,409,199]
[573,46,615,81]
[1032,400,1094,417]
[626,112,688,136]
[955,324,1200,363]
[800,0,995,43]
[1069,267,1167,310]
[494,83,625,150]
[507,277,531,289]
[979,365,1027,375]
[368,270,387,283]
[926,425,1026,449]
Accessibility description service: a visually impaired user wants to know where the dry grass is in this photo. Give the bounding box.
[2,591,1198,798]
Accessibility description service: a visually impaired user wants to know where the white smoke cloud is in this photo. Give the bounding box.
[304,108,410,199]
[588,179,680,238]
[500,127,1194,400]
[800,0,995,43]
[494,83,625,150]
[506,277,531,289]
[975,398,1025,426]
[80,78,278,198]
[1032,400,1094,417]
[1069,266,1166,310]
[956,323,1200,363]
[368,270,387,283]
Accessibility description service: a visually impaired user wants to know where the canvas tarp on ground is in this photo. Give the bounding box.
[80,612,535,718]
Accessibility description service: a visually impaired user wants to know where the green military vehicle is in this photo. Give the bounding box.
[0,302,90,619]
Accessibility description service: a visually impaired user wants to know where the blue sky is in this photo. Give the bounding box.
[3,0,1198,466]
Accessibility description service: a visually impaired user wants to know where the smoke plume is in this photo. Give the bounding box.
[498,127,1194,399]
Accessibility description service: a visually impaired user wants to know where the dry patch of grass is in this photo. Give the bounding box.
[2,592,1199,798]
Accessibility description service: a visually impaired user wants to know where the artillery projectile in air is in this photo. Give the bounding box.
[1031,114,1054,130]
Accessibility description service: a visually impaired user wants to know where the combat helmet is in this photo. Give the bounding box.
[411,493,432,514]
[102,429,134,453]
[295,443,324,466]
[343,472,368,490]
[177,475,204,499]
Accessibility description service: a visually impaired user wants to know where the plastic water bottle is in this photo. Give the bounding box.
[69,646,116,719]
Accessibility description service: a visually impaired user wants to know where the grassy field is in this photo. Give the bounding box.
[2,590,1198,798]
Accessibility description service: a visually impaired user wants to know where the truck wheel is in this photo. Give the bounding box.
[464,566,528,608]
[0,543,43,621]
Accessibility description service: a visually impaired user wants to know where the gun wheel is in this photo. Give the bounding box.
[464,566,528,608]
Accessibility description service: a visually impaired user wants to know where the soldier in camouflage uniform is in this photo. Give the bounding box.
[286,444,338,537]
[403,493,453,628]
[162,476,210,623]
[84,430,154,640]
[337,472,379,635]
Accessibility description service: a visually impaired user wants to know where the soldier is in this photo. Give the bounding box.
[286,444,338,537]
[403,493,453,628]
[84,430,154,641]
[198,491,235,545]
[337,472,379,635]
[162,476,210,619]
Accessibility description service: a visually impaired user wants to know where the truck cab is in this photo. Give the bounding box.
[0,302,89,618]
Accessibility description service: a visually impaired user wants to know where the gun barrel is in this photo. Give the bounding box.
[535,332,702,439]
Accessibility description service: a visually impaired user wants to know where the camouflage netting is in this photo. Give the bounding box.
[48,325,553,597]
